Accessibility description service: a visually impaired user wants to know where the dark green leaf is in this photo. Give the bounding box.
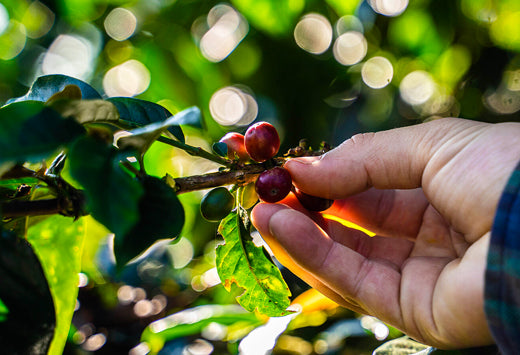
[114,175,185,267]
[107,97,184,142]
[216,209,292,317]
[0,101,86,164]
[7,74,101,104]
[212,142,228,157]
[68,135,144,238]
[141,305,261,353]
[27,215,86,355]
[0,230,55,354]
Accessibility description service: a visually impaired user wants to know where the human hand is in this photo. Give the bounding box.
[251,117,520,349]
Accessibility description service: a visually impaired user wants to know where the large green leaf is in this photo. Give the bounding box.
[68,135,144,238]
[216,209,292,317]
[117,107,201,154]
[107,97,186,143]
[0,230,55,354]
[27,215,86,355]
[141,305,261,354]
[0,101,86,164]
[114,175,185,267]
[7,74,102,104]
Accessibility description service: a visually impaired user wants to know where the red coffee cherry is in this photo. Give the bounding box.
[219,132,249,162]
[255,167,292,203]
[293,187,334,212]
[244,122,280,162]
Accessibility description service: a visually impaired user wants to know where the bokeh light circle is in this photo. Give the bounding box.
[361,56,394,89]
[104,8,137,41]
[400,70,435,105]
[333,31,367,66]
[369,0,409,17]
[103,59,151,97]
[294,13,333,55]
[209,86,258,126]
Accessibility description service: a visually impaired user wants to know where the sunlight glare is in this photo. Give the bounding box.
[294,13,332,55]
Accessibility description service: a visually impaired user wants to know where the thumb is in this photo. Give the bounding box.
[285,117,481,199]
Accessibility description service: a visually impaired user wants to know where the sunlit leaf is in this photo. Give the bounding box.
[373,336,431,355]
[7,74,102,104]
[117,107,201,154]
[216,209,292,317]
[114,175,184,267]
[0,101,86,164]
[27,215,85,355]
[49,99,120,126]
[141,305,261,354]
[68,135,144,238]
[107,97,184,142]
[0,230,55,354]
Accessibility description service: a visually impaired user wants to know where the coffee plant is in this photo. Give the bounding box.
[0,74,334,354]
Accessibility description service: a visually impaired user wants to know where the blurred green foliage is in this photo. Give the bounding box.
[0,0,519,353]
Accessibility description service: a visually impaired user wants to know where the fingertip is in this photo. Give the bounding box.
[251,202,290,235]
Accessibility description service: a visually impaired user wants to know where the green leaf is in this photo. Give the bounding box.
[114,175,185,267]
[141,305,261,354]
[7,74,102,104]
[68,135,144,238]
[216,209,292,317]
[107,97,185,143]
[27,215,86,355]
[212,142,228,157]
[0,230,55,354]
[0,101,86,164]
[117,108,201,154]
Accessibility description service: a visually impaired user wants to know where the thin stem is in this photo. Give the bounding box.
[157,136,232,167]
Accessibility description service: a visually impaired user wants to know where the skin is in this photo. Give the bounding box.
[251,117,520,349]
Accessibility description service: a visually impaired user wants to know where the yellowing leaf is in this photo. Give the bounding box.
[216,209,292,317]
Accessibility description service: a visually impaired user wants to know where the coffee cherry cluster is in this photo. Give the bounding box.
[201,121,333,221]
